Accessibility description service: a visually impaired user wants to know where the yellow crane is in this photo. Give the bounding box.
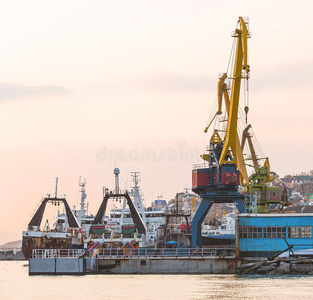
[203,17,281,211]
[204,17,250,185]
[218,17,250,167]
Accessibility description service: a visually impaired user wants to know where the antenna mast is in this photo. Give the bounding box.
[55,177,58,198]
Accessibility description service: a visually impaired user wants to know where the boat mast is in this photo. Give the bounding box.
[130,172,147,223]
[55,177,58,198]
[78,176,87,221]
[114,168,120,194]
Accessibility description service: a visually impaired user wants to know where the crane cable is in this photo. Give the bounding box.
[226,38,236,75]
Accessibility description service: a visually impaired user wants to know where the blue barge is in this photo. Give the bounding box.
[239,213,313,257]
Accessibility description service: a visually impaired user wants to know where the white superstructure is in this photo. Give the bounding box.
[107,172,165,244]
[202,204,236,237]
[54,177,94,237]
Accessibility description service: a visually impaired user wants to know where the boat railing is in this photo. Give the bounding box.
[92,247,235,259]
[45,193,66,199]
[165,209,191,215]
[192,163,209,169]
[104,189,128,196]
[145,207,164,212]
[32,249,85,258]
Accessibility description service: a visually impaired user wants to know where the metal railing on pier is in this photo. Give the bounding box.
[32,249,85,258]
[92,247,235,260]
[0,247,22,255]
[0,247,25,260]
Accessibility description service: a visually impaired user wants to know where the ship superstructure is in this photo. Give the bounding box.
[94,171,165,248]
[54,177,94,239]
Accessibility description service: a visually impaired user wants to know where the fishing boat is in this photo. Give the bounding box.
[22,178,81,259]
[22,171,167,258]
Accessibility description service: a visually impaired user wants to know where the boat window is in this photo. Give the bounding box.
[288,226,312,238]
[111,214,121,218]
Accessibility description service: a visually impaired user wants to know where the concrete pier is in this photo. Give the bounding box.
[28,249,86,275]
[28,248,241,275]
[94,247,240,274]
[29,257,85,275]
[98,257,240,274]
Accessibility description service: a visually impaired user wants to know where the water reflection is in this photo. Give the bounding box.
[1,262,313,300]
[194,275,313,299]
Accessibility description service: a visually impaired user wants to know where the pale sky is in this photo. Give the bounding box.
[1,0,313,244]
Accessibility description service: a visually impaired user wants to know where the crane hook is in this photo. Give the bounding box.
[244,106,249,123]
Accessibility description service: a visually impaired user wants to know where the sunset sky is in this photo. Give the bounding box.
[1,0,313,244]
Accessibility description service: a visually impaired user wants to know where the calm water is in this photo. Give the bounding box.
[1,261,313,299]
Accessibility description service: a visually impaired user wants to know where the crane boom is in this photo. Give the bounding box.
[218,74,249,185]
[204,73,225,134]
[219,17,250,166]
[241,124,260,172]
